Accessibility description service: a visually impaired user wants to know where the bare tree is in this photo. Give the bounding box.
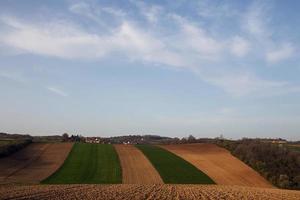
[62,133,69,142]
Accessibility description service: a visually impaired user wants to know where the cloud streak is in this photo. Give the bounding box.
[0,70,27,83]
[230,36,250,57]
[47,87,68,97]
[266,43,294,63]
[0,1,298,98]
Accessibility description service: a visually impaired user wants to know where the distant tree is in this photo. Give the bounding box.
[293,175,300,189]
[278,174,290,188]
[181,137,187,144]
[187,135,196,142]
[173,137,180,144]
[62,133,69,142]
[215,139,300,189]
[70,134,82,142]
[255,160,266,171]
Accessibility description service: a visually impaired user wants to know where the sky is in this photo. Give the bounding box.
[0,0,299,140]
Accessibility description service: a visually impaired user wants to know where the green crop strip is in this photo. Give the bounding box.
[42,143,122,184]
[136,144,214,184]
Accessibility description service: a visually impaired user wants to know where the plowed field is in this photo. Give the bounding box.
[114,145,163,184]
[0,143,73,184]
[0,184,299,200]
[161,143,273,188]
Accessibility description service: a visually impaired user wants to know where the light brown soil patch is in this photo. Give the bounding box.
[161,143,273,188]
[0,143,73,184]
[0,184,299,200]
[114,145,162,184]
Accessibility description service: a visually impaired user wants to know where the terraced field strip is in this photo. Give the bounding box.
[1,184,299,200]
[136,145,214,184]
[161,143,273,188]
[43,143,122,184]
[114,144,163,184]
[0,143,73,184]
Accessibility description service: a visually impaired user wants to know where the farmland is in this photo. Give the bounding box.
[287,144,300,152]
[0,140,13,146]
[215,139,300,189]
[0,142,299,199]
[114,145,163,184]
[161,143,273,188]
[0,143,73,184]
[136,145,214,184]
[43,143,122,184]
[1,184,299,200]
[0,139,32,157]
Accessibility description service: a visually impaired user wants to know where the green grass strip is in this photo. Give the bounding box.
[42,143,122,184]
[136,144,215,184]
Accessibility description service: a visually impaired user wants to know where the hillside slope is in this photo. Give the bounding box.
[0,143,73,184]
[161,143,273,188]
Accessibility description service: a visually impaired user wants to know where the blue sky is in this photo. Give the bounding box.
[0,0,299,140]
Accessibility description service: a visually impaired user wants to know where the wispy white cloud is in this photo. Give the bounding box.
[242,2,295,64]
[47,87,68,97]
[69,2,125,26]
[230,36,250,57]
[197,0,239,19]
[0,16,113,59]
[69,2,98,20]
[0,70,27,83]
[266,43,294,63]
[0,1,299,98]
[144,6,162,24]
[196,70,290,97]
[0,15,182,67]
[243,2,270,38]
[101,7,126,17]
[178,20,223,58]
[130,0,163,24]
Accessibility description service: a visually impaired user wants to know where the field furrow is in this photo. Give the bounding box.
[0,184,299,200]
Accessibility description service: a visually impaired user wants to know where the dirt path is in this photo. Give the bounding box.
[114,145,163,184]
[160,143,273,188]
[0,184,299,200]
[0,143,73,184]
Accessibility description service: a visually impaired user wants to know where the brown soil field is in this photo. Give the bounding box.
[114,145,163,184]
[0,143,73,184]
[161,143,273,188]
[0,184,299,200]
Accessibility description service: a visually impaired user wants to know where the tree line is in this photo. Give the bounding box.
[216,139,300,190]
[0,139,32,158]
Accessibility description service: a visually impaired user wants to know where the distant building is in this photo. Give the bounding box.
[85,137,101,144]
[261,138,287,144]
[271,139,287,144]
[123,141,131,145]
